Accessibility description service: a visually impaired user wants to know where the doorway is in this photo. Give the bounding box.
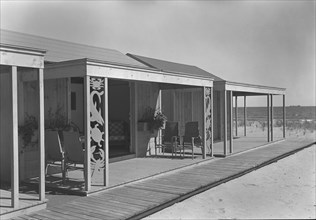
[70,77,84,132]
[108,79,131,158]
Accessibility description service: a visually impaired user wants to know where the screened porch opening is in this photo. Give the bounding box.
[108,79,132,159]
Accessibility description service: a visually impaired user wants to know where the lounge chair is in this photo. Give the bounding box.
[62,131,85,171]
[155,121,181,157]
[182,121,203,159]
[45,130,66,180]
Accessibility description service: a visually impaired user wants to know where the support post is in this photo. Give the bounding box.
[38,68,45,201]
[103,78,109,186]
[235,96,238,137]
[67,78,71,124]
[211,87,214,157]
[11,66,19,208]
[244,96,247,136]
[270,94,273,141]
[267,94,270,142]
[224,91,227,156]
[84,76,91,191]
[229,91,233,154]
[203,87,206,159]
[134,83,138,156]
[283,95,286,138]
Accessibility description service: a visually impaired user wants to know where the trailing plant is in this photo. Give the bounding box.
[139,106,167,132]
[18,114,38,146]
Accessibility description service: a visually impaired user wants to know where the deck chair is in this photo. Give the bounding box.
[155,121,181,157]
[62,131,85,172]
[45,130,66,180]
[182,121,203,159]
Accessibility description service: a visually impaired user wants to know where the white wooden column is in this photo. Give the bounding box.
[67,78,71,124]
[244,96,247,136]
[229,91,233,154]
[270,94,273,141]
[134,83,138,156]
[210,87,214,157]
[235,96,238,137]
[203,87,207,159]
[84,76,91,191]
[38,68,45,201]
[267,94,270,142]
[283,95,286,138]
[11,66,19,208]
[223,91,227,156]
[103,78,109,186]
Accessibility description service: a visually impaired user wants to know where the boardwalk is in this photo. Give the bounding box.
[12,138,315,220]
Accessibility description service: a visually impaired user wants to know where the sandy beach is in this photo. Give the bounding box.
[145,144,316,219]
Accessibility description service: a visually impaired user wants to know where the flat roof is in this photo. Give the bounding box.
[214,80,286,95]
[127,53,223,81]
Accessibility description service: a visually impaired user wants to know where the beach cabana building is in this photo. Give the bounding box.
[0,29,214,196]
[0,44,46,217]
[127,54,286,157]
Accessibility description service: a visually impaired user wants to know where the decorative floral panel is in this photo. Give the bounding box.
[90,77,105,176]
[205,87,212,154]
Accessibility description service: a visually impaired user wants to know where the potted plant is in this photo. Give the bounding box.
[19,114,38,148]
[138,107,167,132]
[45,107,68,131]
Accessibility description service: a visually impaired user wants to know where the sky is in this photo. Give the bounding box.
[0,0,315,106]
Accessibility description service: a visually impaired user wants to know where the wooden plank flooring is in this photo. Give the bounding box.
[0,190,47,219]
[12,138,315,220]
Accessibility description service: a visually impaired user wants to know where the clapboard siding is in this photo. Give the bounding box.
[44,78,68,122]
[162,88,203,137]
[136,82,160,120]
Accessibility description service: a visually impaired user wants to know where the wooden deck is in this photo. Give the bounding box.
[24,136,280,196]
[0,190,46,219]
[12,137,315,220]
[213,136,284,156]
[25,153,207,195]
